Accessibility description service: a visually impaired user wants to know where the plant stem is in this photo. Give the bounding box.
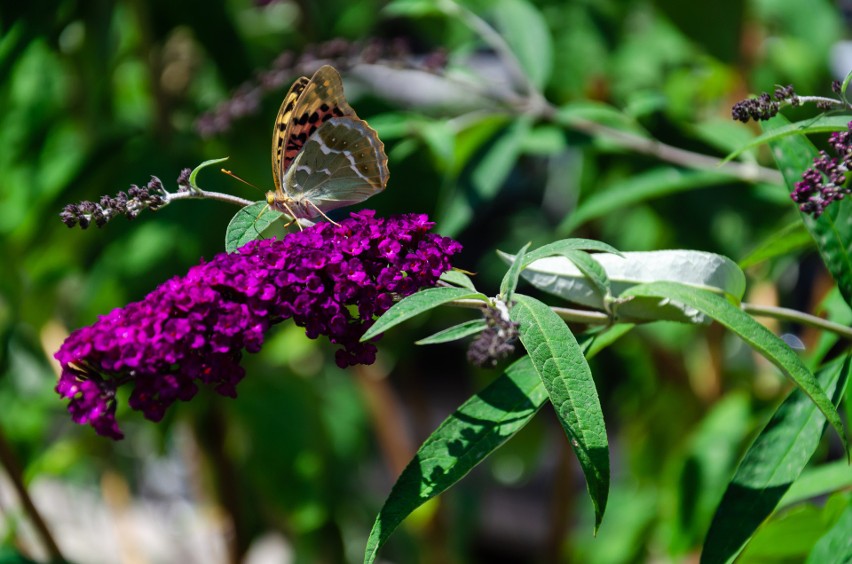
[437,0,784,186]
[450,298,852,341]
[0,425,64,561]
[742,303,852,341]
[166,188,254,208]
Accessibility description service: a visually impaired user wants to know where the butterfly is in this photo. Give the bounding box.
[266,65,389,223]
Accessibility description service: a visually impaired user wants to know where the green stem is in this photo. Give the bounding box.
[0,424,65,561]
[450,298,852,341]
[742,302,852,342]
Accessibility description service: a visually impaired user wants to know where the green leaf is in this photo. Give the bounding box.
[470,117,532,199]
[224,202,284,253]
[361,287,489,341]
[382,0,444,17]
[439,269,477,291]
[415,319,487,345]
[554,101,650,138]
[492,0,553,89]
[520,124,567,155]
[623,282,848,456]
[738,220,812,269]
[736,504,831,562]
[841,68,852,100]
[510,294,609,530]
[363,356,548,564]
[763,115,852,308]
[522,238,623,264]
[723,115,850,163]
[500,249,746,323]
[779,460,852,508]
[188,156,230,190]
[560,168,734,233]
[561,249,611,301]
[700,355,850,564]
[583,324,635,358]
[499,242,530,301]
[806,498,852,564]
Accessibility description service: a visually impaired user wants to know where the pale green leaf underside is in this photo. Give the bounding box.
[521,238,623,264]
[500,249,746,323]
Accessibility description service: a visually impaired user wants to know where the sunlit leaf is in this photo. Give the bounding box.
[364,356,547,564]
[415,319,487,345]
[492,0,553,89]
[499,242,530,301]
[700,355,850,564]
[764,114,852,308]
[361,287,489,341]
[224,201,284,253]
[723,115,850,163]
[511,294,609,530]
[623,282,848,456]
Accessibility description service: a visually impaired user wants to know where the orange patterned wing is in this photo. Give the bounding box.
[271,66,356,196]
[271,75,309,195]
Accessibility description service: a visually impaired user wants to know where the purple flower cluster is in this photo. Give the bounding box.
[791,122,852,217]
[55,211,462,439]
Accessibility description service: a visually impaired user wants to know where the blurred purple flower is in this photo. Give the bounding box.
[55,211,462,439]
[791,123,852,217]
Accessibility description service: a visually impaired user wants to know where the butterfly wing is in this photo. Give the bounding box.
[271,75,309,195]
[271,66,356,196]
[283,116,389,217]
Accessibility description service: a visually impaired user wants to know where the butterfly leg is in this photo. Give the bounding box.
[276,200,304,231]
[306,201,340,226]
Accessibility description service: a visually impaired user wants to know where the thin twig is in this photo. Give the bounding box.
[435,0,785,186]
[449,297,852,341]
[0,424,64,560]
[166,188,254,208]
[551,114,785,185]
[743,303,852,341]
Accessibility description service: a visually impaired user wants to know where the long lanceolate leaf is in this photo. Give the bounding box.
[510,293,610,530]
[701,355,851,564]
[361,287,489,341]
[623,281,848,456]
[500,242,530,302]
[763,115,852,308]
[363,357,548,564]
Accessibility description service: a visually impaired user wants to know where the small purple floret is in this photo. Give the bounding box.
[791,123,852,218]
[54,211,462,439]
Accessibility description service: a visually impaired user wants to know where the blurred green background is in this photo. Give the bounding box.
[1,0,850,562]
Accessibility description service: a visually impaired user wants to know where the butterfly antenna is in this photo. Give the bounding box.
[221,169,264,195]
